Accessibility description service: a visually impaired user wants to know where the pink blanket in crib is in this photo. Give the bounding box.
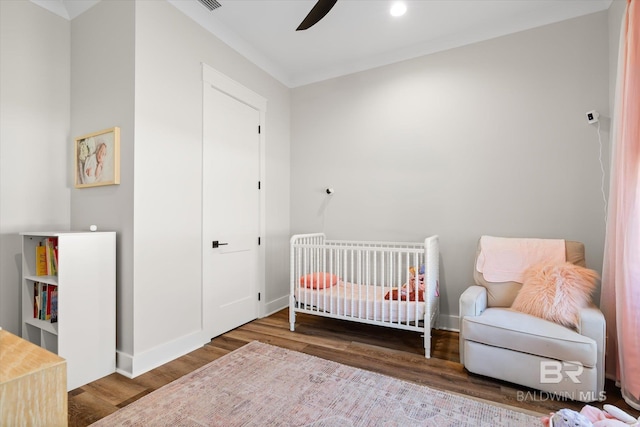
[476,235,565,283]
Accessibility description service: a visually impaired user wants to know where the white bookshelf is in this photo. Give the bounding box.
[21,231,116,391]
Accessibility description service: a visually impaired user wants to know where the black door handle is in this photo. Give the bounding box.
[212,241,228,248]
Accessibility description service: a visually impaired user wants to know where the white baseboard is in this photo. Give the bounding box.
[263,295,288,318]
[437,314,460,332]
[114,307,458,379]
[116,330,206,378]
[116,296,289,379]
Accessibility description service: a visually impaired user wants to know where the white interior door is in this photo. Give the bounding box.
[203,84,260,340]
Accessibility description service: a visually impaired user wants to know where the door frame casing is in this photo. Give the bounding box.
[201,63,267,333]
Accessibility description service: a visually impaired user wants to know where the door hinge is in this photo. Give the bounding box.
[258,237,261,245]
[258,292,261,301]
[258,125,261,134]
[258,181,261,189]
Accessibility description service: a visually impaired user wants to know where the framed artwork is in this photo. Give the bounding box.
[74,127,120,188]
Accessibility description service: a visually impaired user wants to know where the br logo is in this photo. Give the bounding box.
[540,361,583,384]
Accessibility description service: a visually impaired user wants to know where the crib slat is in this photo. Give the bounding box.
[373,251,378,321]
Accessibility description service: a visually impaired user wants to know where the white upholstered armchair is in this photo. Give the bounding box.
[459,236,605,403]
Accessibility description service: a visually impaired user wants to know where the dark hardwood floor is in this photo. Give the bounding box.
[68,309,639,426]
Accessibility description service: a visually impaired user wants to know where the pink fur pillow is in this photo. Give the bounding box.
[511,261,599,329]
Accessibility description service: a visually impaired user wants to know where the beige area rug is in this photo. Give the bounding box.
[91,341,542,426]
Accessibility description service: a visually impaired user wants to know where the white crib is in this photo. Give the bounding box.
[289,233,439,358]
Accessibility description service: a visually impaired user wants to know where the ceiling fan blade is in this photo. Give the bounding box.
[296,0,338,31]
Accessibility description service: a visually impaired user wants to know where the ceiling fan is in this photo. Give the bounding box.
[296,0,338,31]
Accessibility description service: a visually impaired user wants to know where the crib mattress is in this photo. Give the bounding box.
[294,281,426,323]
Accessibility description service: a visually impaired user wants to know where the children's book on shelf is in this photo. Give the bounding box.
[45,284,55,321]
[33,282,40,318]
[36,244,47,276]
[44,237,58,276]
[42,283,48,320]
[32,281,57,322]
[36,282,44,320]
[50,287,58,323]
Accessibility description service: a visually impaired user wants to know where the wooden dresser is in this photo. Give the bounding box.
[0,329,67,426]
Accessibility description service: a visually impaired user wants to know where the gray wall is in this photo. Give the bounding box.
[609,0,626,111]
[290,11,611,328]
[0,0,71,335]
[70,0,136,361]
[69,0,291,375]
[0,0,290,375]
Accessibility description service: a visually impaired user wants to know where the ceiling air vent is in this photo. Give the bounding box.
[198,0,221,12]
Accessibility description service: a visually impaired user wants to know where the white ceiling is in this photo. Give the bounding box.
[31,0,100,20]
[32,0,613,88]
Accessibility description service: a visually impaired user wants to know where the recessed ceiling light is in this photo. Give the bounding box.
[390,2,407,17]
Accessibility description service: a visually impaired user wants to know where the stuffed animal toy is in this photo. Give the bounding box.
[407,265,425,292]
[384,265,426,302]
[542,405,640,427]
[547,408,594,426]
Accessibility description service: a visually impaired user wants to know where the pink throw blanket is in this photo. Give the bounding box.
[476,236,565,283]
